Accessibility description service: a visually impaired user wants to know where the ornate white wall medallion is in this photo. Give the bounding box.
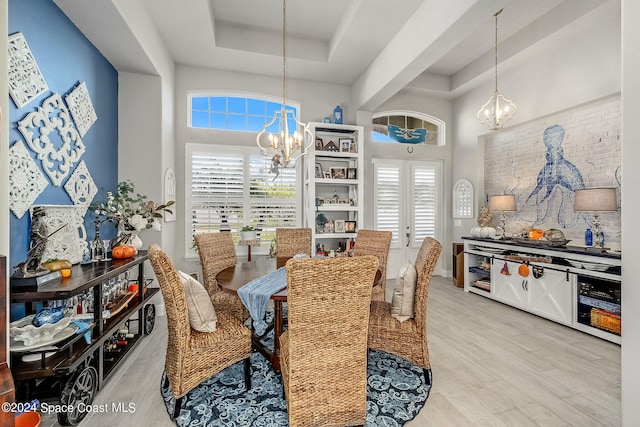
[65,82,97,137]
[30,205,87,264]
[9,141,49,219]
[18,92,86,186]
[8,32,49,109]
[64,160,97,216]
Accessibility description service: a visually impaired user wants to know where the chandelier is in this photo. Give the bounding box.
[256,0,312,172]
[477,8,517,130]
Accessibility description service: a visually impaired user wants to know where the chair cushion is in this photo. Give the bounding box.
[178,271,218,332]
[390,261,417,322]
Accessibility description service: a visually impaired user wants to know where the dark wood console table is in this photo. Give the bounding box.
[1,256,16,427]
[9,252,157,425]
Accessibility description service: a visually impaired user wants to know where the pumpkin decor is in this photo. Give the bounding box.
[518,263,530,277]
[112,244,137,259]
[528,228,544,240]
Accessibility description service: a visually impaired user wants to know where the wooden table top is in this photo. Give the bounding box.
[217,257,287,300]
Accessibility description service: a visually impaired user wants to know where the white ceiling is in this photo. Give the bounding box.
[54,0,618,109]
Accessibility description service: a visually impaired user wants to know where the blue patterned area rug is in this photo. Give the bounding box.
[160,349,431,426]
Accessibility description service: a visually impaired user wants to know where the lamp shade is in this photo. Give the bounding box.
[489,194,516,212]
[573,188,617,212]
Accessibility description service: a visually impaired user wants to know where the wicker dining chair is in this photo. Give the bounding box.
[275,228,312,267]
[194,232,249,321]
[148,244,252,420]
[353,229,392,301]
[279,256,378,427]
[367,237,441,384]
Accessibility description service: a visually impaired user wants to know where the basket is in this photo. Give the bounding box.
[590,308,621,335]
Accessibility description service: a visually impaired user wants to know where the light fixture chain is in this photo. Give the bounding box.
[494,8,501,93]
[282,0,287,106]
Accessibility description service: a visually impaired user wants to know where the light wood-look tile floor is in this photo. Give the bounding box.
[39,275,621,426]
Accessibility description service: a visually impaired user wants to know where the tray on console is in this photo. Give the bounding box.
[513,238,571,247]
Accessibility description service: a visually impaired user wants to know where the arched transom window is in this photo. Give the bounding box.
[189,92,301,132]
[372,110,445,146]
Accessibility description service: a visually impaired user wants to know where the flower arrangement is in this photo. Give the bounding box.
[91,180,175,232]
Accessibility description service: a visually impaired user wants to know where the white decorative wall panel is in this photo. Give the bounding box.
[18,93,86,186]
[164,168,176,222]
[30,205,87,265]
[9,141,49,219]
[7,32,48,108]
[64,160,97,216]
[65,82,97,137]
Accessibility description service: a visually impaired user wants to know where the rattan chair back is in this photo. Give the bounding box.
[367,237,441,380]
[193,232,248,321]
[275,228,312,258]
[354,229,392,301]
[148,244,252,418]
[194,232,236,293]
[279,255,378,427]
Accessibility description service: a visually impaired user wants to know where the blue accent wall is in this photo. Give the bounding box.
[8,0,119,271]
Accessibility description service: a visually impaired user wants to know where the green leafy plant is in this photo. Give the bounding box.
[241,225,256,231]
[90,180,175,231]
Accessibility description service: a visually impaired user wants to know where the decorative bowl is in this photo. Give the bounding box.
[10,310,73,347]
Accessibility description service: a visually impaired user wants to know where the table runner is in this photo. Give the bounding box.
[237,266,287,335]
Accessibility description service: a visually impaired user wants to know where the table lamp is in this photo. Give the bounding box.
[489,194,516,238]
[573,187,617,248]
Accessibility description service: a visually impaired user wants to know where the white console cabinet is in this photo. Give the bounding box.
[463,237,621,343]
[492,259,573,325]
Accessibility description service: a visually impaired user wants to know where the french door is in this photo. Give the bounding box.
[373,159,442,278]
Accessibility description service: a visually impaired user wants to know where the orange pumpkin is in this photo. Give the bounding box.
[112,244,137,259]
[518,263,530,277]
[528,228,544,240]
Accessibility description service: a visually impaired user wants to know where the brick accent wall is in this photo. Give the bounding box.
[484,96,621,247]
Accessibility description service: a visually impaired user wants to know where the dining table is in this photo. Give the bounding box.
[216,256,382,373]
[217,257,287,372]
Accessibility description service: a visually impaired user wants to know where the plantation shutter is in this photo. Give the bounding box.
[411,164,437,244]
[373,162,401,244]
[248,155,297,243]
[190,151,245,235]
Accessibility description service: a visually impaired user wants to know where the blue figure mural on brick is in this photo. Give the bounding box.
[525,124,585,226]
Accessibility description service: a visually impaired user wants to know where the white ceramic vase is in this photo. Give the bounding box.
[129,231,143,249]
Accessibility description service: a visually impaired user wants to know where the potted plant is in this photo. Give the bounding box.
[240,225,257,241]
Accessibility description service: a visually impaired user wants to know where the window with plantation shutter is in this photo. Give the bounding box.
[186,144,298,256]
[411,164,437,245]
[374,163,402,244]
[373,159,439,249]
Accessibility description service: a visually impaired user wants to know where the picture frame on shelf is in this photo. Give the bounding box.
[324,220,334,233]
[315,163,323,178]
[330,167,346,179]
[322,140,339,152]
[315,138,323,150]
[345,220,356,233]
[335,220,345,233]
[323,171,331,179]
[350,141,358,153]
[339,138,352,153]
[347,168,357,179]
